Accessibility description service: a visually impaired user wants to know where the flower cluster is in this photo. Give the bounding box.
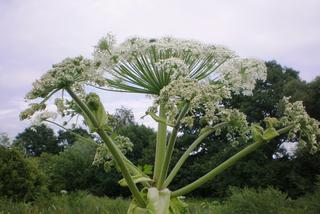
[33,111,58,126]
[93,35,244,95]
[94,34,267,99]
[155,58,189,80]
[152,78,230,127]
[93,135,133,172]
[217,58,267,95]
[25,56,105,100]
[94,35,235,65]
[21,56,107,121]
[279,97,320,154]
[20,103,46,120]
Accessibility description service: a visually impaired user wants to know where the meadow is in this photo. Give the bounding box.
[1,187,319,214]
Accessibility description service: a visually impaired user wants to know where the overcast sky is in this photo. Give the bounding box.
[1,0,320,138]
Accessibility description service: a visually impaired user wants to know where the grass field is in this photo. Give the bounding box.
[0,191,216,214]
[1,188,319,214]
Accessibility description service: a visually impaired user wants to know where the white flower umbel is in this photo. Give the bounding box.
[26,56,105,100]
[33,111,58,126]
[157,78,230,127]
[93,135,133,172]
[217,58,267,95]
[94,35,267,97]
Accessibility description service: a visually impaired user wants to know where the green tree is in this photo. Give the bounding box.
[114,107,135,129]
[0,146,47,201]
[57,127,91,148]
[305,76,320,120]
[0,132,11,148]
[14,124,59,156]
[117,124,156,165]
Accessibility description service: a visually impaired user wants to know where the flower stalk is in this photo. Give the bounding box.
[65,87,146,207]
[164,122,228,188]
[171,125,294,197]
[158,103,190,189]
[153,101,168,184]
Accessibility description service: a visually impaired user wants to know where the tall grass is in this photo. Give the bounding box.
[1,188,319,214]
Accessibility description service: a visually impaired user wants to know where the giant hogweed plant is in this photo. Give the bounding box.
[21,35,320,213]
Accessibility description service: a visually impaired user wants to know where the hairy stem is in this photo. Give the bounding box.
[164,122,228,188]
[153,101,167,184]
[66,88,146,207]
[171,125,294,197]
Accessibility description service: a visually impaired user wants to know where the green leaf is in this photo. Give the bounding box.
[118,175,153,187]
[83,93,108,132]
[169,197,189,214]
[251,125,263,142]
[262,127,279,141]
[138,164,153,175]
[264,117,279,128]
[127,200,149,214]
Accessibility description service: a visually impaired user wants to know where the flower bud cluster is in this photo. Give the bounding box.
[19,103,46,120]
[154,78,230,127]
[280,97,320,154]
[33,111,58,126]
[93,135,133,172]
[156,58,189,80]
[218,58,267,95]
[26,56,105,100]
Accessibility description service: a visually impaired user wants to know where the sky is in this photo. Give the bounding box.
[0,0,320,138]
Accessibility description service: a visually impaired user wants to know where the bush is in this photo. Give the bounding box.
[38,140,130,197]
[0,146,47,201]
[295,180,320,214]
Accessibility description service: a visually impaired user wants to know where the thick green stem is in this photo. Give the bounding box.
[171,125,294,197]
[164,122,227,188]
[66,88,146,207]
[158,103,190,189]
[153,101,167,184]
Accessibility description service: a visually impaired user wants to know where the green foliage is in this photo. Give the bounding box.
[210,187,320,214]
[114,107,135,128]
[57,127,91,148]
[212,187,294,214]
[116,124,156,165]
[0,146,47,201]
[0,132,11,147]
[41,140,98,192]
[14,124,59,156]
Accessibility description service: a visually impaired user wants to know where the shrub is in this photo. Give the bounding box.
[0,146,47,201]
[210,187,292,214]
